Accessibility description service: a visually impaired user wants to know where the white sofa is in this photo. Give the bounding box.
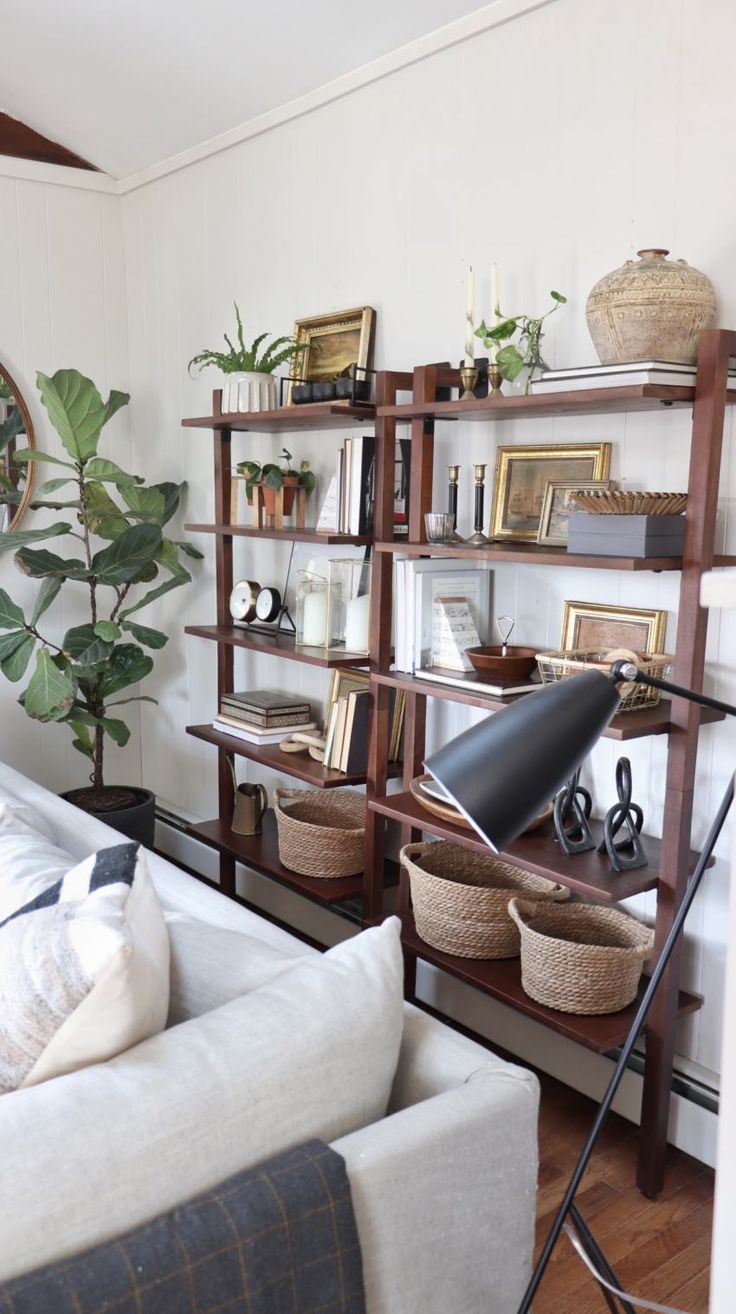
[0,762,539,1313]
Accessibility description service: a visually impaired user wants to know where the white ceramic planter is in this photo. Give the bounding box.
[221,371,277,414]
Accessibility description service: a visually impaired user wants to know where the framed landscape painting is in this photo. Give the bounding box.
[490,443,611,541]
[287,306,375,402]
[561,600,667,654]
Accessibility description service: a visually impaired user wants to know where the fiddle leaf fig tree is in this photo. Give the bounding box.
[0,369,203,802]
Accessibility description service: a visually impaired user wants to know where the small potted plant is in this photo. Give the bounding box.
[236,448,316,517]
[188,303,307,413]
[476,291,567,393]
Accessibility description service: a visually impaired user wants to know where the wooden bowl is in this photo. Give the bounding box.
[465,645,539,682]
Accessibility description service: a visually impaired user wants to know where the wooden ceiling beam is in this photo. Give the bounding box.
[0,112,97,171]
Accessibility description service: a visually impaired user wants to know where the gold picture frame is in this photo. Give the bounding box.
[325,667,405,761]
[490,443,612,542]
[561,601,667,655]
[287,306,376,403]
[537,479,613,548]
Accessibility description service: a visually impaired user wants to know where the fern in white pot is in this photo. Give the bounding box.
[188,303,307,413]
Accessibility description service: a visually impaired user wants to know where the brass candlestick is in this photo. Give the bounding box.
[459,364,479,401]
[465,463,491,546]
[447,464,464,541]
[488,362,504,397]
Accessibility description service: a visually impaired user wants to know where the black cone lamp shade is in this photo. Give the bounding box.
[425,670,622,852]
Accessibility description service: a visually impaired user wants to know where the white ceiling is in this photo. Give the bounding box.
[0,0,490,179]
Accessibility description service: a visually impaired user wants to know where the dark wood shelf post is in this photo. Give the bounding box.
[364,371,413,920]
[213,390,236,896]
[637,328,736,1196]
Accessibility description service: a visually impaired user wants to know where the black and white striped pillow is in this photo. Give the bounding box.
[0,843,169,1093]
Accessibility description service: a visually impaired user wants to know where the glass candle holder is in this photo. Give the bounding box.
[295,570,329,647]
[425,512,456,543]
[327,557,372,653]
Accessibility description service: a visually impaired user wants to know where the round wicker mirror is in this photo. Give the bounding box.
[0,362,35,531]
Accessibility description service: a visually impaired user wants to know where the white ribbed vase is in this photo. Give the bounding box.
[221,371,277,414]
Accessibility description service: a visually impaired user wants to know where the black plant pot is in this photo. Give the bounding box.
[61,786,156,847]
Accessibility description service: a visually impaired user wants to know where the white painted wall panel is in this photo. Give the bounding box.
[0,180,140,794]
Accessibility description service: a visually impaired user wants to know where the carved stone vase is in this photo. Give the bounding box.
[586,248,716,365]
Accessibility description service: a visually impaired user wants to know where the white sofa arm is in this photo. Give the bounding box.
[390,1001,513,1109]
[334,1059,539,1314]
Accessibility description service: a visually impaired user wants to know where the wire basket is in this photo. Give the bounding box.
[400,841,568,959]
[274,787,365,878]
[535,650,672,712]
[508,897,654,1014]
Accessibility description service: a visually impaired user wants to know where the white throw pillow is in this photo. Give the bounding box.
[0,842,170,1093]
[0,797,75,923]
[166,914,312,1025]
[0,917,404,1280]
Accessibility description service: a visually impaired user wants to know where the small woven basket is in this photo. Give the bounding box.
[508,897,655,1014]
[400,841,569,960]
[274,787,365,878]
[536,650,672,711]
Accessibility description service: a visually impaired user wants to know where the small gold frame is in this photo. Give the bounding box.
[490,443,612,542]
[561,600,667,655]
[537,479,613,548]
[287,306,376,404]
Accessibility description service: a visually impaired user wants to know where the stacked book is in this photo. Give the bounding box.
[323,688,371,774]
[394,557,493,673]
[316,435,376,535]
[213,691,315,746]
[530,360,736,395]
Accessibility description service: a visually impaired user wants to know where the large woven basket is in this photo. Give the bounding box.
[508,897,655,1014]
[400,841,569,960]
[274,787,365,878]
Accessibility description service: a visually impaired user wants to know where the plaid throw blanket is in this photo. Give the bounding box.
[0,1141,366,1313]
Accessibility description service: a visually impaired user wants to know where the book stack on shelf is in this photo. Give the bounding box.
[394,558,493,674]
[318,435,376,535]
[323,687,371,774]
[530,359,736,394]
[213,691,315,746]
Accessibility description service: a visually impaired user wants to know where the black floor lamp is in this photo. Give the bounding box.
[425,660,734,1314]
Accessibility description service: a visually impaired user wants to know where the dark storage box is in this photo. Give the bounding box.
[567,511,686,558]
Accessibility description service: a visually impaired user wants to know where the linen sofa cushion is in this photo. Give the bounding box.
[0,916,404,1282]
[0,796,75,923]
[0,842,169,1093]
[166,914,311,1025]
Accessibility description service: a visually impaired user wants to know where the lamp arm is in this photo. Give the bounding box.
[610,660,736,720]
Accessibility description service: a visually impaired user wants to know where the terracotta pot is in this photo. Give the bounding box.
[261,475,299,516]
[586,248,716,365]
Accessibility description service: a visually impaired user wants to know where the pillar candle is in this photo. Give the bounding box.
[344,592,371,653]
[465,266,475,364]
[301,588,328,646]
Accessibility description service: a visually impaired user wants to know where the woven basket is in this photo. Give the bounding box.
[570,490,687,516]
[400,841,569,960]
[508,897,655,1014]
[536,650,672,711]
[274,787,365,878]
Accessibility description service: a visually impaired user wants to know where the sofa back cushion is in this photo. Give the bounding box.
[0,916,404,1283]
[166,915,312,1026]
[0,797,75,923]
[0,843,169,1093]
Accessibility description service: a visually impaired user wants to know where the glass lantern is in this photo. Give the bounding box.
[327,557,372,654]
[295,568,329,647]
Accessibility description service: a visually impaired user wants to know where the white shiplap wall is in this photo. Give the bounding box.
[119,0,736,1094]
[0,177,140,793]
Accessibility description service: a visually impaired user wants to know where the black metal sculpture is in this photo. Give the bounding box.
[598,756,648,872]
[553,768,595,854]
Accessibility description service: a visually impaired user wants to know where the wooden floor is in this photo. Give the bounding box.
[533,1073,714,1313]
